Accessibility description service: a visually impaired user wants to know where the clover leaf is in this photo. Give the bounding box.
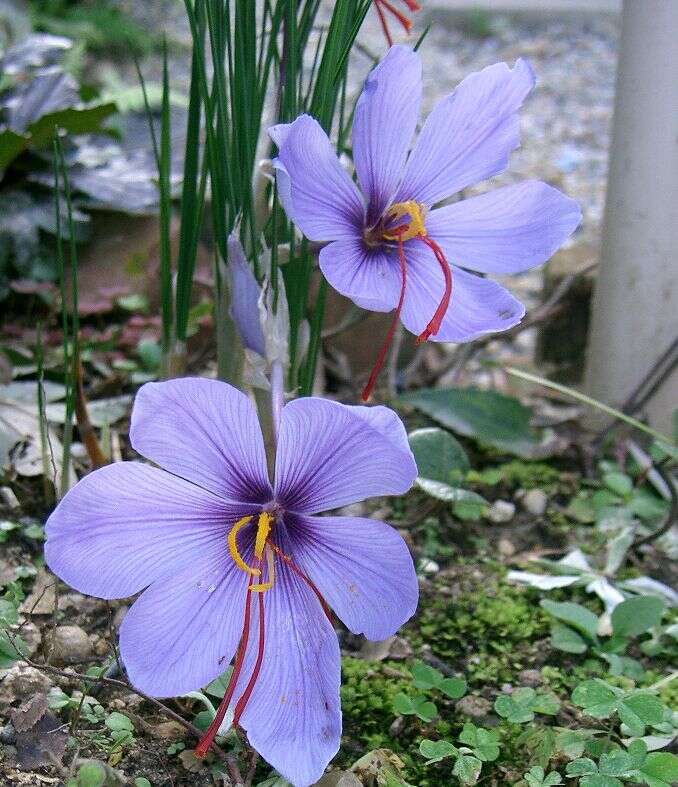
[523,766,563,787]
[494,687,560,723]
[393,693,437,722]
[458,723,500,762]
[419,739,457,765]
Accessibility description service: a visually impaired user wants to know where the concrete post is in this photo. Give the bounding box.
[584,0,678,435]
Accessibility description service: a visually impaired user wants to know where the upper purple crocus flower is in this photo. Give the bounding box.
[269,46,582,399]
[44,378,418,786]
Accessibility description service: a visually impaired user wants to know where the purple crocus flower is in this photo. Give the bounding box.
[44,378,418,785]
[269,46,582,399]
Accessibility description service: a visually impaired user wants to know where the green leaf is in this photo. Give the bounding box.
[524,767,563,787]
[641,752,678,782]
[540,599,600,640]
[27,103,117,150]
[134,779,152,787]
[415,478,487,507]
[398,387,539,456]
[105,712,134,733]
[494,688,537,723]
[0,129,29,171]
[419,739,457,765]
[458,723,500,762]
[550,622,589,654]
[393,693,437,722]
[408,427,470,484]
[556,729,599,760]
[439,677,467,700]
[205,669,233,698]
[579,777,624,787]
[566,758,598,776]
[618,694,665,735]
[598,750,634,776]
[76,762,107,787]
[611,596,665,638]
[602,472,633,498]
[572,680,621,718]
[531,692,561,716]
[411,662,442,690]
[452,754,482,785]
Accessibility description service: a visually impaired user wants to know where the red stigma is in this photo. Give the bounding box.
[374,0,421,46]
[233,591,265,725]
[361,228,408,401]
[195,581,254,758]
[415,236,453,344]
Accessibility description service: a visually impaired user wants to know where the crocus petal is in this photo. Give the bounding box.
[275,398,416,513]
[395,59,535,206]
[400,243,525,341]
[120,554,249,697]
[130,378,271,503]
[426,181,581,274]
[288,513,418,640]
[319,238,401,312]
[269,115,364,242]
[226,233,266,356]
[233,544,341,786]
[45,462,247,599]
[352,44,422,224]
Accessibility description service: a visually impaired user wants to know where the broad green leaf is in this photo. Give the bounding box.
[550,622,589,654]
[494,688,537,723]
[393,693,437,722]
[556,729,598,759]
[640,752,678,782]
[416,478,487,507]
[531,692,561,716]
[611,596,665,638]
[27,103,117,150]
[411,661,442,690]
[572,680,621,718]
[579,777,624,787]
[399,387,539,456]
[205,668,233,698]
[540,599,599,640]
[603,472,633,498]
[408,427,469,484]
[598,750,634,776]
[524,767,563,787]
[0,129,29,171]
[566,758,598,776]
[105,712,134,733]
[618,694,665,736]
[439,677,467,700]
[452,754,482,785]
[76,762,107,787]
[419,739,457,765]
[458,724,500,762]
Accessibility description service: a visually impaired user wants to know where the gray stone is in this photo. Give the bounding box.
[455,695,492,719]
[46,625,93,664]
[487,500,516,523]
[522,489,549,516]
[0,664,52,705]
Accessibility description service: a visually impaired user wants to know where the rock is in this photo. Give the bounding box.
[487,500,516,523]
[0,486,20,509]
[314,772,362,787]
[519,669,544,687]
[46,625,93,664]
[522,489,549,516]
[359,636,412,661]
[498,538,517,557]
[155,721,186,740]
[0,664,52,705]
[20,569,57,616]
[418,558,439,574]
[455,695,492,719]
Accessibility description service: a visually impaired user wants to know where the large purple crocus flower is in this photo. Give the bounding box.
[269,45,582,399]
[44,378,418,786]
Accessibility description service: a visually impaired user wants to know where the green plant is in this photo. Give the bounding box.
[541,596,666,678]
[494,687,561,724]
[419,724,500,784]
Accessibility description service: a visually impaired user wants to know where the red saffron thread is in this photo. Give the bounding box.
[195,582,253,757]
[269,542,333,623]
[361,229,408,401]
[374,0,392,46]
[232,591,266,725]
[415,235,453,344]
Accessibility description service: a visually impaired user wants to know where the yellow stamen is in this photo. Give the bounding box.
[250,545,275,592]
[382,200,427,242]
[254,512,273,560]
[227,516,261,576]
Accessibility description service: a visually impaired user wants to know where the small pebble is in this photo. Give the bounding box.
[487,500,516,523]
[519,669,544,687]
[455,695,492,719]
[46,625,93,664]
[522,489,549,516]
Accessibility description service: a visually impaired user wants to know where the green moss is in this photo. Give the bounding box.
[411,569,549,684]
[468,460,561,491]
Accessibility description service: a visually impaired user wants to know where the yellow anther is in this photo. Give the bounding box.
[250,546,275,593]
[382,200,427,242]
[227,516,261,577]
[254,512,273,560]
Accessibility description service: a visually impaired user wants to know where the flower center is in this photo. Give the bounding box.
[361,200,454,401]
[195,511,332,758]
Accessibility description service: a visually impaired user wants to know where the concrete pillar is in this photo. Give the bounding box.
[584,0,678,435]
